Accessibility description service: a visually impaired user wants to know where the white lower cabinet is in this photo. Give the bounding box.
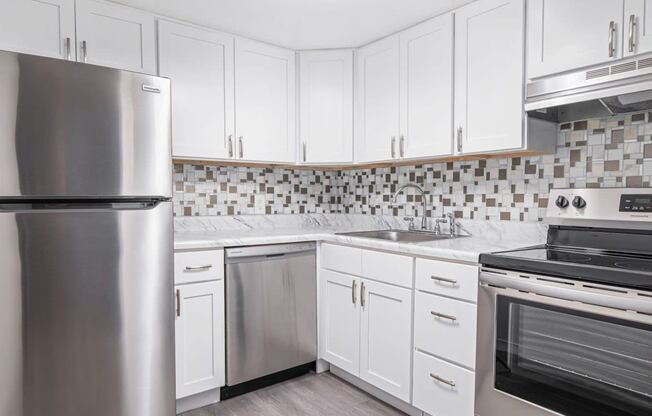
[175,278,225,399]
[319,248,413,403]
[413,351,475,416]
[359,279,412,402]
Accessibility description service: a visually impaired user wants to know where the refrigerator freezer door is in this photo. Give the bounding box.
[0,202,174,416]
[0,51,171,199]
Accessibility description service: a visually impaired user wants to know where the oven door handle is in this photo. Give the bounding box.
[480,271,652,315]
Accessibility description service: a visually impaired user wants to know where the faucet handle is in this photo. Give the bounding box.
[403,216,416,230]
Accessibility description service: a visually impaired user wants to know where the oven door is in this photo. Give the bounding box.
[476,269,652,416]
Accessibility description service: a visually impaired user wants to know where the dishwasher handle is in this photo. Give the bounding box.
[226,242,316,263]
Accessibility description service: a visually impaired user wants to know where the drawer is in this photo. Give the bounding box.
[415,258,478,302]
[413,350,474,416]
[321,243,362,276]
[414,291,477,369]
[174,249,224,284]
[361,249,413,288]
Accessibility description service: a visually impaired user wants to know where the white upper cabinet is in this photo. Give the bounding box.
[75,0,156,73]
[299,50,354,164]
[455,0,525,154]
[527,0,625,78]
[158,21,235,160]
[0,0,75,60]
[625,0,652,57]
[356,36,400,163]
[399,14,454,159]
[235,38,296,163]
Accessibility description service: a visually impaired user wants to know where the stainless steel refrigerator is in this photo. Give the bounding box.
[0,51,174,416]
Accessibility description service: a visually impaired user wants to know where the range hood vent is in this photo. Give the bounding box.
[526,54,652,123]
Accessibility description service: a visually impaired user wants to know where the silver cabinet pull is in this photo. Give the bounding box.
[431,310,457,321]
[176,289,181,317]
[391,136,396,158]
[430,373,456,387]
[185,264,212,271]
[238,136,244,158]
[399,135,405,157]
[457,126,463,152]
[360,281,366,308]
[431,275,458,285]
[302,142,307,162]
[608,21,616,57]
[228,135,234,158]
[81,40,88,63]
[628,14,637,53]
[64,37,72,60]
[352,280,357,305]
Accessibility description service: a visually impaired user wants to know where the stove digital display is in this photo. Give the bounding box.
[620,194,652,212]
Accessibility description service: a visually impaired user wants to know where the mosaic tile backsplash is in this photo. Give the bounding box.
[174,112,652,222]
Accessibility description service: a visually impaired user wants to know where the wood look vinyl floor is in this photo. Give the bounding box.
[180,372,407,416]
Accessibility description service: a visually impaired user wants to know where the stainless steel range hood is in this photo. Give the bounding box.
[526,54,652,123]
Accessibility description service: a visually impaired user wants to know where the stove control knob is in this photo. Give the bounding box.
[555,195,569,209]
[572,196,587,209]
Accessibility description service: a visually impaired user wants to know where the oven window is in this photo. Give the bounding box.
[495,295,652,416]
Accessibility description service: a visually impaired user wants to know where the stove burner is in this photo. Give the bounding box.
[549,251,593,263]
[614,261,652,273]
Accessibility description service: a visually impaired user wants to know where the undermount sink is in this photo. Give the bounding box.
[337,229,462,243]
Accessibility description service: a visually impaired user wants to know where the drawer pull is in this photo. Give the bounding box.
[431,275,458,285]
[430,373,456,388]
[185,264,213,271]
[430,311,457,322]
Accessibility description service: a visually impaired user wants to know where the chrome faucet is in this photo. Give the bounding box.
[392,183,428,230]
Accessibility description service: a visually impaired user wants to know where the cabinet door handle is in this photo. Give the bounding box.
[360,282,366,308]
[628,14,637,53]
[431,275,458,285]
[399,135,405,157]
[238,136,244,158]
[608,21,616,57]
[302,142,307,162]
[176,289,181,317]
[185,264,212,271]
[64,37,72,60]
[457,126,463,152]
[81,40,88,63]
[430,373,456,388]
[228,135,234,158]
[352,280,357,305]
[391,136,396,158]
[430,310,457,321]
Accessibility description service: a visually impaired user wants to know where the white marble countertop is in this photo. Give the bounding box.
[174,214,547,264]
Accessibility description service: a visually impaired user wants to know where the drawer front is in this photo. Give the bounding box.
[414,291,477,368]
[361,249,413,288]
[413,350,474,416]
[415,258,478,302]
[174,250,224,284]
[321,243,362,276]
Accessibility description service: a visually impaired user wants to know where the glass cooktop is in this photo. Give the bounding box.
[480,246,652,291]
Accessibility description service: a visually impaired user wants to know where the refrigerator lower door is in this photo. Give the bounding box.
[0,201,174,416]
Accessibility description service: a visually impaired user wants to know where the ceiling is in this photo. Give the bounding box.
[109,0,474,50]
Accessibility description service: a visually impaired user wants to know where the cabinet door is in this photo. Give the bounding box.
[75,0,156,73]
[455,0,524,154]
[0,0,75,60]
[356,36,400,163]
[399,14,454,159]
[299,50,353,164]
[319,270,360,375]
[625,0,652,56]
[359,279,412,402]
[528,0,624,78]
[175,280,225,399]
[159,21,235,160]
[235,38,295,163]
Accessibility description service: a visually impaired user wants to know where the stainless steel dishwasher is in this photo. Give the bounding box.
[224,242,317,396]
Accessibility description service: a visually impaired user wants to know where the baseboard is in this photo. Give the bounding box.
[330,366,424,416]
[176,387,221,415]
